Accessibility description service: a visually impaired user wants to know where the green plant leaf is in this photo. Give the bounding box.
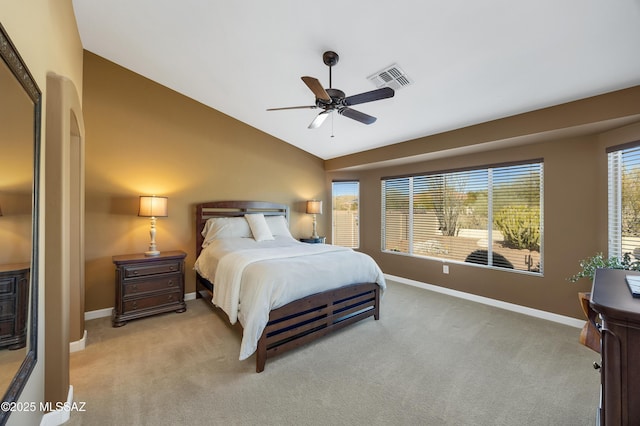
[569,252,640,282]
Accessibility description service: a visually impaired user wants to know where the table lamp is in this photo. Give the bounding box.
[306,200,322,239]
[138,195,168,256]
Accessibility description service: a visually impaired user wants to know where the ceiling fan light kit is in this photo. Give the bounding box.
[267,51,395,129]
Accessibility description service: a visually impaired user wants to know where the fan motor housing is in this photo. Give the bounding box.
[317,88,345,109]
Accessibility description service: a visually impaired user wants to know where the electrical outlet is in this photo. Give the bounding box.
[443,264,449,274]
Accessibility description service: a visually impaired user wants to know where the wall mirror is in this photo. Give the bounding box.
[0,23,41,425]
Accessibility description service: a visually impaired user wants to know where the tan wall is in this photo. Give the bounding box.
[83,51,326,311]
[327,88,640,320]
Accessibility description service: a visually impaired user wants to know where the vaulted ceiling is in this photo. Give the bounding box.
[72,0,640,160]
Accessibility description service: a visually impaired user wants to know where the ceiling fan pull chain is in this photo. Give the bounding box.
[331,112,335,138]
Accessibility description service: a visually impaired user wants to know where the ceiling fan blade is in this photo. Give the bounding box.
[301,76,331,102]
[338,107,377,125]
[344,87,394,106]
[308,110,331,129]
[266,105,317,111]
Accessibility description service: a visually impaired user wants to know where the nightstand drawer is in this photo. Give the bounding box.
[0,278,15,294]
[123,261,181,278]
[0,319,14,338]
[0,299,15,318]
[123,275,181,296]
[123,291,182,313]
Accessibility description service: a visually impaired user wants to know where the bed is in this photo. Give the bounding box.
[194,200,386,372]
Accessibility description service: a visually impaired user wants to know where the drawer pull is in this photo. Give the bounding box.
[170,266,176,271]
[132,284,138,291]
[132,301,138,310]
[167,280,174,287]
[132,271,139,276]
[168,295,174,301]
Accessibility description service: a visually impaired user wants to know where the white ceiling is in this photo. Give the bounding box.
[72,0,640,160]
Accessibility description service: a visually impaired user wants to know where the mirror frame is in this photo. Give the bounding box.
[0,23,41,425]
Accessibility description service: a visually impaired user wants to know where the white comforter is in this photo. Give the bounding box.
[194,236,386,360]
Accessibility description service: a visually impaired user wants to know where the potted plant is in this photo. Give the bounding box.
[569,252,640,282]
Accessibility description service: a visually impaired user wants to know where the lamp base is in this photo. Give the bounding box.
[145,250,160,257]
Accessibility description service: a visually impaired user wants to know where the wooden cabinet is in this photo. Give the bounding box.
[112,251,186,327]
[0,263,29,350]
[590,268,640,425]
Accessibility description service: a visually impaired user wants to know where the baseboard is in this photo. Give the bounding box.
[69,329,87,353]
[86,282,582,330]
[39,385,74,426]
[386,274,585,329]
[84,307,112,321]
[84,292,197,320]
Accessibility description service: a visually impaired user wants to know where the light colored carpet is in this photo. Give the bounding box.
[67,281,599,425]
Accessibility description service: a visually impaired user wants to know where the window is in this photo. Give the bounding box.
[608,142,640,258]
[382,161,543,274]
[332,181,359,248]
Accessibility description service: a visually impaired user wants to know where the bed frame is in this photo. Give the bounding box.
[195,200,380,372]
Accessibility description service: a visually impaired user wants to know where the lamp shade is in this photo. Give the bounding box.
[306,200,322,215]
[138,196,168,217]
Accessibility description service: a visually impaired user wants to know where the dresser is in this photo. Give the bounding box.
[112,251,186,327]
[590,268,640,425]
[0,263,29,350]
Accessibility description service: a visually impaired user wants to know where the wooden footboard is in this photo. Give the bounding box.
[255,282,380,373]
[196,275,380,372]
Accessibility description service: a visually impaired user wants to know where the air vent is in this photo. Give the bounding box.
[367,63,413,91]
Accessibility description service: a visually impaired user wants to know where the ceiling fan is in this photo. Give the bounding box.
[267,51,395,129]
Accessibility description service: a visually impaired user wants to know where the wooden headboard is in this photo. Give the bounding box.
[195,201,290,256]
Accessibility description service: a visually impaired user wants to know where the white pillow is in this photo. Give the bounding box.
[201,217,252,247]
[265,215,293,238]
[245,213,274,241]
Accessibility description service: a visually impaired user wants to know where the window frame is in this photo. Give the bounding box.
[381,159,544,275]
[607,140,640,259]
[332,180,360,248]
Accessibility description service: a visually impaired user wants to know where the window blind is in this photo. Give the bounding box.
[608,144,640,258]
[608,150,622,257]
[381,177,410,253]
[382,161,543,274]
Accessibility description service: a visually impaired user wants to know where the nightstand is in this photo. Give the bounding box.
[300,237,326,244]
[112,250,186,327]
